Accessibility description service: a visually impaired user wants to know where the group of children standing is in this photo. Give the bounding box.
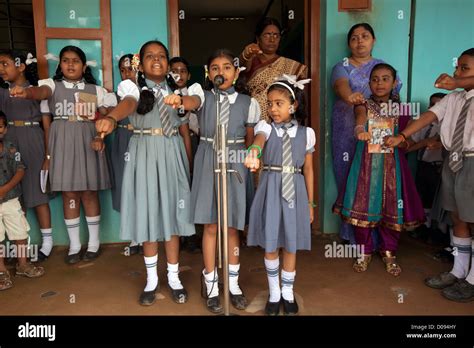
[0,38,473,313]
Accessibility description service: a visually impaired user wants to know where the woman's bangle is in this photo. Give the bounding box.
[247,144,262,158]
[105,116,117,130]
[398,132,408,143]
[308,201,317,208]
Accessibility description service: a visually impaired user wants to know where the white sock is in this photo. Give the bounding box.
[424,209,431,228]
[229,263,243,295]
[85,215,100,253]
[130,240,138,247]
[144,254,158,292]
[167,262,183,290]
[40,228,53,256]
[464,241,474,285]
[450,236,471,279]
[281,270,296,302]
[203,269,219,298]
[265,258,281,302]
[65,217,81,255]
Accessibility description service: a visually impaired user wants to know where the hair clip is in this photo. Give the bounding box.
[131,54,141,72]
[25,53,37,65]
[44,53,60,62]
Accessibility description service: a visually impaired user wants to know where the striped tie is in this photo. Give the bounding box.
[155,87,173,137]
[449,97,473,172]
[220,92,230,126]
[281,124,295,202]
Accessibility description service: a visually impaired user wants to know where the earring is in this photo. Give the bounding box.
[289,105,295,114]
[233,78,237,85]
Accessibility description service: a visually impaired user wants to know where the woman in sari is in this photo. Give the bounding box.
[331,23,402,243]
[240,17,308,121]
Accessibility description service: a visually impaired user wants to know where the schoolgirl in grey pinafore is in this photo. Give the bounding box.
[109,93,133,212]
[47,80,111,191]
[1,84,49,208]
[119,79,195,243]
[248,122,312,253]
[191,88,252,231]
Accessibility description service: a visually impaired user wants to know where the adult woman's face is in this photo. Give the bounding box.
[348,26,375,58]
[257,24,281,55]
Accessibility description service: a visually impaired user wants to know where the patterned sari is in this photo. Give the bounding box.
[333,97,425,231]
[244,56,307,121]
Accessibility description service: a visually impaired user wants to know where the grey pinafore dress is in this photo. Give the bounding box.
[247,124,311,253]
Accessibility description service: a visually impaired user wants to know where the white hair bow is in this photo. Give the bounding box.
[44,53,59,62]
[278,74,311,90]
[25,53,37,65]
[86,60,98,67]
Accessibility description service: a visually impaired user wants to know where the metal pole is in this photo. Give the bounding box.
[215,90,222,269]
[219,123,230,316]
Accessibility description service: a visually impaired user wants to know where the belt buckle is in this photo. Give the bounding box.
[282,166,294,174]
[151,128,163,136]
[68,115,77,122]
[14,120,25,126]
[127,124,134,131]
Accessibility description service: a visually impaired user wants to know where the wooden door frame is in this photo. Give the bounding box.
[167,0,321,230]
[306,0,321,231]
[32,0,113,91]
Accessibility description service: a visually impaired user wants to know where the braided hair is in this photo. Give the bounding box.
[136,40,178,115]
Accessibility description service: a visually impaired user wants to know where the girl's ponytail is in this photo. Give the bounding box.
[136,71,156,115]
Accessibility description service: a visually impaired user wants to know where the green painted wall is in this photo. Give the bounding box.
[410,0,474,110]
[27,0,169,246]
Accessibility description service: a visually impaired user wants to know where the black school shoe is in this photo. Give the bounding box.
[82,249,100,262]
[169,286,188,304]
[36,250,50,263]
[65,252,81,265]
[282,297,299,315]
[201,273,223,314]
[265,297,281,316]
[230,292,248,310]
[442,280,474,302]
[139,289,157,306]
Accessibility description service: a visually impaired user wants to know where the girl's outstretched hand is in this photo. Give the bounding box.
[347,92,365,105]
[434,73,457,90]
[384,135,404,148]
[164,94,182,109]
[9,86,29,98]
[357,131,371,142]
[244,153,260,172]
[91,133,105,153]
[96,117,115,136]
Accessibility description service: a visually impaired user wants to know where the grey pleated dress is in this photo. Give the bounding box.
[191,90,251,231]
[120,81,195,243]
[248,124,312,253]
[47,81,111,191]
[1,85,49,208]
[109,93,133,212]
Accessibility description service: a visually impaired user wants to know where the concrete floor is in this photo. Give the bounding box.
[1,231,473,315]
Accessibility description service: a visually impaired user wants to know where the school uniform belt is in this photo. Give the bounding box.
[132,127,178,136]
[200,136,245,144]
[464,151,474,158]
[117,124,134,131]
[262,165,302,174]
[7,121,40,127]
[53,115,92,122]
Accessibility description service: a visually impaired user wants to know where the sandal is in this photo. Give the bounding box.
[352,254,372,273]
[16,263,45,278]
[0,271,13,290]
[380,251,402,277]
